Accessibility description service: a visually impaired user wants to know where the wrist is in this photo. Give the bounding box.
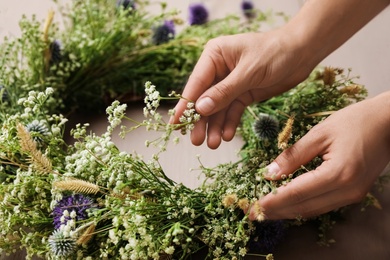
[370,91,390,142]
[280,0,390,67]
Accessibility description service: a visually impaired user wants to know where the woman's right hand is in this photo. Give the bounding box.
[170,30,314,149]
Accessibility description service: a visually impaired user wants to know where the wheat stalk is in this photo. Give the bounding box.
[277,116,294,150]
[76,223,96,246]
[16,123,52,173]
[53,179,100,195]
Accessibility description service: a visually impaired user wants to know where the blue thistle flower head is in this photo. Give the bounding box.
[116,0,135,10]
[0,85,8,102]
[48,229,76,257]
[25,119,50,144]
[252,113,279,140]
[152,20,175,45]
[248,220,286,253]
[49,40,62,65]
[52,194,95,229]
[241,1,256,19]
[188,3,209,25]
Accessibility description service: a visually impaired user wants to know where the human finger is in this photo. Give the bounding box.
[263,124,329,180]
[250,182,365,220]
[169,41,229,124]
[249,162,340,220]
[205,109,229,149]
[190,116,208,146]
[222,95,251,141]
[194,60,257,116]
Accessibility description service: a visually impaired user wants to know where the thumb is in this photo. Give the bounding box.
[195,65,252,116]
[263,127,325,180]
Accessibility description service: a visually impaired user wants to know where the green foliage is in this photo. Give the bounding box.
[0,0,275,114]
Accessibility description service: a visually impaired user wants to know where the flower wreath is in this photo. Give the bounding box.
[0,1,387,259]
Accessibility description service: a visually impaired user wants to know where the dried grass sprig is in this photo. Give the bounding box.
[252,202,265,222]
[76,223,96,246]
[322,66,343,86]
[17,123,37,153]
[277,116,294,150]
[17,123,52,173]
[42,10,55,72]
[53,179,100,195]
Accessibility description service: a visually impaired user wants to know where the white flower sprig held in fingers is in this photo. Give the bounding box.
[111,81,200,153]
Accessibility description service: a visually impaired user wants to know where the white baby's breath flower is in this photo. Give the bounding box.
[164,246,175,255]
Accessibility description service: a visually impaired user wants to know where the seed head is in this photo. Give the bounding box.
[252,114,279,140]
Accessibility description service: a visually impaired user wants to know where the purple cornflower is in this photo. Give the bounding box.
[116,0,136,10]
[248,220,286,253]
[49,40,62,65]
[241,1,256,19]
[152,20,175,45]
[52,194,95,229]
[188,3,209,25]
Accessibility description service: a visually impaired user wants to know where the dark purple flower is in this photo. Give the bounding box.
[252,114,279,140]
[188,3,209,25]
[152,20,175,45]
[248,220,286,253]
[116,0,136,10]
[241,1,255,19]
[49,40,62,65]
[52,194,95,229]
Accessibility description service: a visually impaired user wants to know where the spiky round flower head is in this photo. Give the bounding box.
[152,20,175,45]
[53,194,95,229]
[25,120,50,144]
[248,220,286,253]
[116,0,135,10]
[241,1,255,19]
[49,40,62,65]
[252,114,279,140]
[48,229,76,257]
[0,85,8,102]
[188,3,209,25]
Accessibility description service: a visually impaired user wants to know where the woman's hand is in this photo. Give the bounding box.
[170,0,389,149]
[170,30,314,149]
[249,92,390,220]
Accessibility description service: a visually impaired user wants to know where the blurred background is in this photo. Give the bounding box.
[1,0,389,97]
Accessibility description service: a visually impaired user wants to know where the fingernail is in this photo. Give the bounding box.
[196,97,215,114]
[265,162,280,179]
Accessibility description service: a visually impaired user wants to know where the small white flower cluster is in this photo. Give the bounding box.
[58,209,77,237]
[66,131,116,183]
[106,100,127,132]
[143,81,160,119]
[178,102,200,134]
[200,213,252,259]
[17,88,54,119]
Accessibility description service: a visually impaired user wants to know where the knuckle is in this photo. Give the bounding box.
[288,186,305,204]
[205,36,226,49]
[279,144,300,165]
[336,165,360,187]
[213,82,232,101]
[347,189,367,204]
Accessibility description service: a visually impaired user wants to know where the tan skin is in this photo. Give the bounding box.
[170,0,390,220]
